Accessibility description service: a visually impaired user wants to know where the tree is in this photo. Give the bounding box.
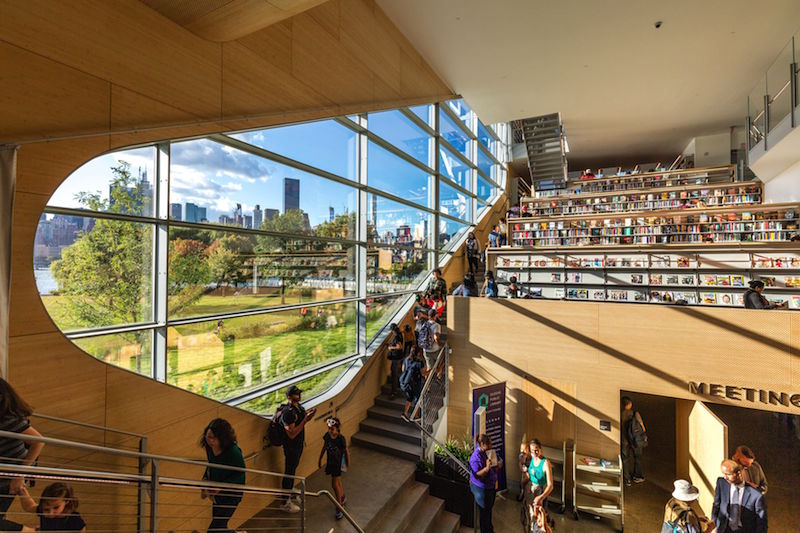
[167,238,211,315]
[206,233,254,287]
[51,161,153,328]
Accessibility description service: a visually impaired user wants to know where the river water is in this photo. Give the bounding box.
[34,268,58,294]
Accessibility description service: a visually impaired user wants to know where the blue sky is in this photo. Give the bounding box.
[47,111,500,237]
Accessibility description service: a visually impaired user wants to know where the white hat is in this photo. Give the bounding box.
[672,480,700,501]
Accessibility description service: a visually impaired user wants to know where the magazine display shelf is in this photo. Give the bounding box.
[520,180,761,218]
[572,450,624,531]
[508,202,800,248]
[488,244,800,309]
[541,442,567,513]
[533,164,735,198]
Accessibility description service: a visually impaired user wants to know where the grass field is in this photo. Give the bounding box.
[41,292,405,402]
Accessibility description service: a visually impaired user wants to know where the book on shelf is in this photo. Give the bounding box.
[731,275,745,287]
[762,276,776,287]
[716,275,731,286]
[681,275,695,285]
[702,275,716,286]
[701,292,717,304]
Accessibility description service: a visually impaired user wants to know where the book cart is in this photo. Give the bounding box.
[572,449,624,531]
[490,245,800,309]
[541,442,567,513]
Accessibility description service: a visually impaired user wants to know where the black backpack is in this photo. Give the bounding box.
[626,410,648,448]
[266,403,291,447]
[399,358,421,392]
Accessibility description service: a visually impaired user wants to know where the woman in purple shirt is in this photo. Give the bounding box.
[469,434,503,533]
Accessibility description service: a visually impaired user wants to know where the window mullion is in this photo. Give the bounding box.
[153,143,169,382]
[356,113,368,357]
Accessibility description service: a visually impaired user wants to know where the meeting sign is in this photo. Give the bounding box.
[689,381,800,409]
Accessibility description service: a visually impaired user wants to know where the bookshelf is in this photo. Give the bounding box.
[572,450,624,531]
[521,181,762,218]
[541,442,567,513]
[534,165,735,198]
[489,245,800,309]
[508,203,800,248]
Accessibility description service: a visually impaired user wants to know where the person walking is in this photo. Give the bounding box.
[465,232,481,274]
[280,385,316,513]
[469,434,502,533]
[400,346,428,421]
[733,445,768,495]
[498,218,508,247]
[517,440,532,502]
[424,268,447,315]
[317,417,350,520]
[418,308,442,371]
[387,323,405,399]
[0,378,45,523]
[661,480,709,533]
[522,439,553,533]
[744,280,786,309]
[711,459,767,533]
[620,396,647,485]
[200,418,246,533]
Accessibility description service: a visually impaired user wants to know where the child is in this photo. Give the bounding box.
[400,346,428,421]
[318,417,349,520]
[19,482,86,532]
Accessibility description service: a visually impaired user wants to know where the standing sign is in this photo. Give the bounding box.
[472,382,507,490]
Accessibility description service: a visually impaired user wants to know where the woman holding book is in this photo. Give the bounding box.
[744,280,786,309]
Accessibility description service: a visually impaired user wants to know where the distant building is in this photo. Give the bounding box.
[396,224,412,245]
[284,177,300,212]
[170,203,182,220]
[234,203,243,226]
[108,167,153,215]
[371,195,378,227]
[185,202,200,223]
[244,215,253,229]
[219,215,234,225]
[329,206,335,222]
[253,205,263,229]
[264,208,279,222]
[198,207,207,222]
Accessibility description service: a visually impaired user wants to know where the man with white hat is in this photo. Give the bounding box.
[662,479,710,533]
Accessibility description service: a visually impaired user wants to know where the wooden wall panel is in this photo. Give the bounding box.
[3,0,455,528]
[447,298,800,467]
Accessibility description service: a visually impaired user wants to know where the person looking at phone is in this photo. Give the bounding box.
[469,434,503,533]
[280,385,317,513]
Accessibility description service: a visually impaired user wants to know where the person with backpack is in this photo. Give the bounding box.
[387,323,405,399]
[418,308,441,371]
[317,417,349,520]
[465,232,481,274]
[400,346,428,421]
[276,385,316,513]
[621,396,647,486]
[453,273,478,297]
[662,480,708,533]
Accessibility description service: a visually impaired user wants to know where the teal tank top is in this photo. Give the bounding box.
[528,456,547,487]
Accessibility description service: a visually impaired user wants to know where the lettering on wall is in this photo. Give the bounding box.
[688,382,800,408]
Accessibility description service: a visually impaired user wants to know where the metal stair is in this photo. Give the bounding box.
[519,113,568,191]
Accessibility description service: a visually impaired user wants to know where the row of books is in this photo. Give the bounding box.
[500,286,800,308]
[526,186,760,207]
[513,233,792,247]
[495,254,800,270]
[533,177,720,198]
[499,271,800,287]
[526,198,761,217]
[513,216,795,231]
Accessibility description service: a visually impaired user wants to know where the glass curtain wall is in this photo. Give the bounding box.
[34,99,508,407]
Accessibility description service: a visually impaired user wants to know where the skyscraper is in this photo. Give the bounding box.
[329,206,335,222]
[170,203,182,220]
[198,207,207,222]
[244,215,253,229]
[185,202,199,223]
[264,208,279,222]
[253,205,262,229]
[371,194,378,227]
[234,203,243,226]
[284,177,300,213]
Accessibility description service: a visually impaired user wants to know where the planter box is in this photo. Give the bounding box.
[415,469,474,527]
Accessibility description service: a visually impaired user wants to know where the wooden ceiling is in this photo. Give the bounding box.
[140,0,329,41]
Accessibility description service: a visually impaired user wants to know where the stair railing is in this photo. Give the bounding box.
[0,428,363,533]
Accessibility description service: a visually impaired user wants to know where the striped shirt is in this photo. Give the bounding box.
[0,415,30,462]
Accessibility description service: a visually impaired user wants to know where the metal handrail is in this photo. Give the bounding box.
[409,342,447,422]
[0,429,364,532]
[0,429,302,482]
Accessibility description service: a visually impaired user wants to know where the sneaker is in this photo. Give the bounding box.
[341,495,347,506]
[624,479,632,487]
[281,500,300,513]
[401,414,410,423]
[293,495,303,506]
[335,510,344,520]
[633,477,645,484]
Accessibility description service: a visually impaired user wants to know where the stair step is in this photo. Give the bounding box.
[360,417,421,445]
[371,482,430,533]
[429,508,462,533]
[399,494,445,533]
[375,393,408,409]
[367,404,406,424]
[351,430,420,461]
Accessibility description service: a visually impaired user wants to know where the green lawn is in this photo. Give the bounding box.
[41,292,404,403]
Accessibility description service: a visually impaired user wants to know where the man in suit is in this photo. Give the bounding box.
[712,459,767,533]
